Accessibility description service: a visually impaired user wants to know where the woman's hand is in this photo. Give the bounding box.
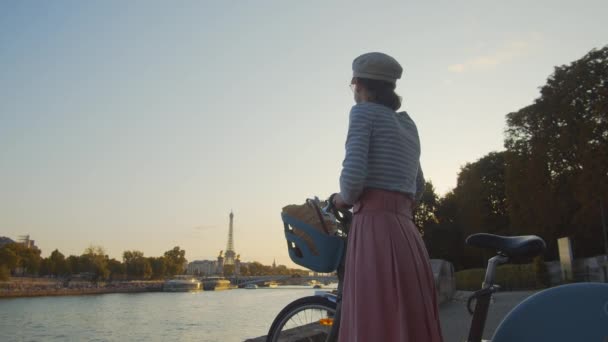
[332,193,352,210]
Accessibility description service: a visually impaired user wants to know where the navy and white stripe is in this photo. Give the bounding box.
[339,102,425,205]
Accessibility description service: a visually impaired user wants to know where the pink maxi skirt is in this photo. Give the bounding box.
[338,189,444,342]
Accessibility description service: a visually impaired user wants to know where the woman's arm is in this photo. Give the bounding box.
[415,163,425,202]
[339,105,373,205]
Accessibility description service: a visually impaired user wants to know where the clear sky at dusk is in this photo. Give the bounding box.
[1,1,606,266]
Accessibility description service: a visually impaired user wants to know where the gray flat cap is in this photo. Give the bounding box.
[352,52,403,84]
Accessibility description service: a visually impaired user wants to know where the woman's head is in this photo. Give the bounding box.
[351,52,403,110]
[351,77,402,111]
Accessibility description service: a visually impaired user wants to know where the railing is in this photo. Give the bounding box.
[229,275,338,286]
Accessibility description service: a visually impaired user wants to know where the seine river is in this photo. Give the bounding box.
[0,286,333,342]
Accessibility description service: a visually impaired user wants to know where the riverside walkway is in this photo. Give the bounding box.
[441,290,536,341]
[246,290,536,342]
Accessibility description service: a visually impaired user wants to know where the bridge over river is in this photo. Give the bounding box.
[227,275,337,287]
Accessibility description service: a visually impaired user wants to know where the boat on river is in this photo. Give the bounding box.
[201,276,231,291]
[163,275,201,292]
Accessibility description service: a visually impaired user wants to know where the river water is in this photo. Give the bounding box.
[0,286,333,342]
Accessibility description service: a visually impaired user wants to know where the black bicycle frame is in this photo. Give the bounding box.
[325,243,346,342]
[467,255,508,342]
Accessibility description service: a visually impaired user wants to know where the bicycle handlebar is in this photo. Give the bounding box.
[324,193,353,231]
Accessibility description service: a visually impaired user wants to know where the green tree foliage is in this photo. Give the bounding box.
[163,246,187,276]
[48,249,68,276]
[239,264,250,276]
[107,258,126,281]
[0,246,19,271]
[454,152,509,237]
[66,255,81,274]
[417,182,464,266]
[505,46,608,258]
[454,152,510,268]
[423,47,608,269]
[274,265,290,275]
[239,262,305,276]
[424,191,465,269]
[223,264,235,276]
[0,265,9,281]
[424,152,509,269]
[247,261,268,276]
[39,258,52,276]
[81,246,110,281]
[148,257,167,279]
[414,181,439,232]
[22,248,42,275]
[0,243,42,275]
[123,251,152,280]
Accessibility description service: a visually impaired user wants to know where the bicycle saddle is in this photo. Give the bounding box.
[465,233,546,258]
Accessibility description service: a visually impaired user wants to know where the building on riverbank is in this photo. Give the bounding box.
[0,235,38,250]
[18,235,37,249]
[0,236,15,248]
[187,260,217,276]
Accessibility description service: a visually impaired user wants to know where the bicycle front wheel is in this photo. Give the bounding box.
[266,295,337,342]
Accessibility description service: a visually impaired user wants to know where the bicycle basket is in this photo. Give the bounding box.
[282,212,345,273]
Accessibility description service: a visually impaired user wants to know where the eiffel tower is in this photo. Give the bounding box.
[224,211,236,265]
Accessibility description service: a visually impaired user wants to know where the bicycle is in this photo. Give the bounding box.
[267,194,608,342]
[266,195,350,342]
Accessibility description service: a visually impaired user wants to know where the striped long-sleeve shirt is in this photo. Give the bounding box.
[339,102,425,205]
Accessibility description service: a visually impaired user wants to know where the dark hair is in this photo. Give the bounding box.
[355,77,402,111]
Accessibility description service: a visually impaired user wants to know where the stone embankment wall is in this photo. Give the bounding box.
[0,278,163,298]
[430,259,456,305]
[545,254,608,284]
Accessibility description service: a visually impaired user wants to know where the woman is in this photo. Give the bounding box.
[332,52,443,341]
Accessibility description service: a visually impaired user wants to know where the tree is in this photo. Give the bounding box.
[148,257,167,280]
[414,181,440,234]
[239,265,250,276]
[81,246,109,281]
[420,152,509,269]
[223,264,235,276]
[0,246,19,271]
[457,152,510,268]
[123,250,152,280]
[424,191,466,269]
[21,247,42,275]
[458,152,509,232]
[48,249,68,276]
[248,262,265,276]
[0,243,42,275]
[415,181,466,267]
[107,258,126,281]
[0,265,9,281]
[505,46,608,258]
[275,265,289,275]
[66,255,81,275]
[39,258,52,276]
[163,247,187,276]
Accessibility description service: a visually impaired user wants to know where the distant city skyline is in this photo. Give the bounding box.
[1,211,263,264]
[1,1,607,266]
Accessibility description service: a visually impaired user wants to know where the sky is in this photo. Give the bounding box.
[1,1,607,267]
